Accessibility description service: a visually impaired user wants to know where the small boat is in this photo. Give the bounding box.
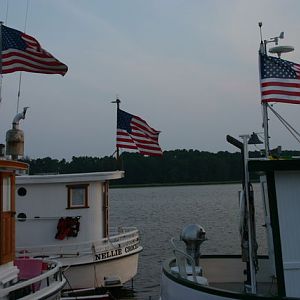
[15,171,142,291]
[0,159,66,300]
[160,27,300,300]
[6,109,142,294]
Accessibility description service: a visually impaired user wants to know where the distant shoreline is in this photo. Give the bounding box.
[111,180,242,189]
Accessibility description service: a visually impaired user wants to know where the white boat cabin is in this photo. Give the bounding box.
[15,171,124,248]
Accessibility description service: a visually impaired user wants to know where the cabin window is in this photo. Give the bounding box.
[17,212,27,221]
[66,184,89,209]
[17,187,27,196]
[2,176,11,211]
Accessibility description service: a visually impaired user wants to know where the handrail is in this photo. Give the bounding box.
[17,216,81,221]
[170,237,199,283]
[0,260,62,295]
[16,227,140,257]
[173,248,199,282]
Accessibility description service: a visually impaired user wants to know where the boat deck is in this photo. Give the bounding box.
[210,282,277,296]
[165,255,278,297]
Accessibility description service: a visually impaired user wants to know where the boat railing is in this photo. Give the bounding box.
[16,226,140,258]
[1,259,65,299]
[169,238,208,285]
[173,248,199,282]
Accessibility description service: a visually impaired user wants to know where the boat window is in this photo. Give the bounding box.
[18,187,27,196]
[17,212,27,221]
[2,176,11,211]
[66,184,89,209]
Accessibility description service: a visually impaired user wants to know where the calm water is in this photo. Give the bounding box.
[109,184,267,300]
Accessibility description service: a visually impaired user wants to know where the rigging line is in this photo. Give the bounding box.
[0,1,8,106]
[268,106,300,142]
[268,104,300,144]
[16,0,30,113]
[268,104,300,138]
[24,0,30,32]
[5,0,9,24]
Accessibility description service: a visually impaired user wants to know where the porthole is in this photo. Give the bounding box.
[17,213,27,222]
[18,187,27,196]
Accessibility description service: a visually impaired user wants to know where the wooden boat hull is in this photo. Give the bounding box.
[62,249,141,289]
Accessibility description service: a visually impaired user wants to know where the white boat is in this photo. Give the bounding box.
[1,94,142,295]
[0,159,66,300]
[160,27,300,300]
[14,171,142,291]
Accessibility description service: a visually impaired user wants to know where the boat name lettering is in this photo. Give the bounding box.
[125,243,139,253]
[95,248,122,261]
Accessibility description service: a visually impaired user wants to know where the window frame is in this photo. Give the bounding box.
[66,184,89,209]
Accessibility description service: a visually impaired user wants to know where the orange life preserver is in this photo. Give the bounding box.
[55,217,80,240]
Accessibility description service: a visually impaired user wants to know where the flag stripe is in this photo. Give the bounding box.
[261,81,300,89]
[262,90,300,97]
[130,130,159,143]
[261,98,300,104]
[261,94,300,102]
[2,65,66,75]
[2,57,67,71]
[131,117,160,134]
[3,50,67,66]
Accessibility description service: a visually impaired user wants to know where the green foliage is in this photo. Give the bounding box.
[20,150,243,185]
[20,150,300,185]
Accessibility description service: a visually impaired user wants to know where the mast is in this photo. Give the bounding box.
[262,104,269,157]
[111,97,122,169]
[258,22,270,157]
[258,23,292,157]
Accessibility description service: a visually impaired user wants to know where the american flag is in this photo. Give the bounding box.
[116,109,163,156]
[260,53,300,104]
[1,24,68,75]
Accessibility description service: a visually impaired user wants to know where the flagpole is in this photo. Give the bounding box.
[115,98,120,161]
[111,97,122,169]
[262,103,269,157]
[258,22,270,157]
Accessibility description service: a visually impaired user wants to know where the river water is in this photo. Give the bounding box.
[109,183,268,300]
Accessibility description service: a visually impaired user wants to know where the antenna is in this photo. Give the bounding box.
[279,32,284,39]
[269,45,294,58]
[258,22,263,44]
[262,28,294,58]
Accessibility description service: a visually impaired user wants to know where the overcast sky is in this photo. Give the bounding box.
[1,0,300,160]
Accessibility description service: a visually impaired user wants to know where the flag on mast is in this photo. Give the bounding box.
[116,109,163,157]
[260,53,300,104]
[1,24,68,75]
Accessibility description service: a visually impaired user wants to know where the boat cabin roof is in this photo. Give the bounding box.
[249,158,300,173]
[16,171,124,184]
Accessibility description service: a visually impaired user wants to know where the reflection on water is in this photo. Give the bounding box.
[110,184,267,299]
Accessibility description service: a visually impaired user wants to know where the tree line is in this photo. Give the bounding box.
[21,149,300,186]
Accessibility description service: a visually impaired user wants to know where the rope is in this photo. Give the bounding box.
[16,0,30,113]
[0,1,9,105]
[268,104,300,144]
[5,0,9,24]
